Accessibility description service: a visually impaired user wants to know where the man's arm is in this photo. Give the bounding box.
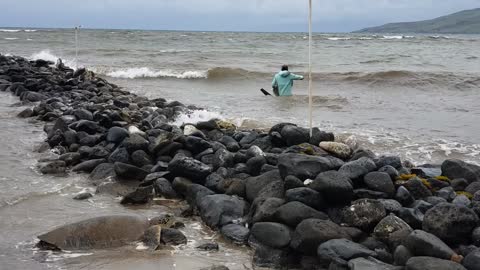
[272,75,278,87]
[291,74,304,80]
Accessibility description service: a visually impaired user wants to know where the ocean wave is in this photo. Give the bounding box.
[0,29,20,32]
[104,67,208,79]
[171,109,224,126]
[327,37,351,41]
[382,35,405,40]
[24,29,37,32]
[29,50,76,68]
[4,38,18,40]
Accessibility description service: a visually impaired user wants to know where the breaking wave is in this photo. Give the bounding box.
[104,67,208,79]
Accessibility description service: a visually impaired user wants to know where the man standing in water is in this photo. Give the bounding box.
[271,65,304,96]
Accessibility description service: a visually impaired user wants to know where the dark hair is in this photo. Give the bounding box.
[281,65,289,71]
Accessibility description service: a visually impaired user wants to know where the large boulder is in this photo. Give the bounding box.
[168,155,212,184]
[197,194,248,228]
[280,125,310,146]
[221,224,249,244]
[290,219,351,255]
[405,257,466,270]
[404,230,456,260]
[273,201,328,227]
[404,179,432,199]
[278,153,344,180]
[106,127,129,144]
[423,203,479,244]
[317,238,376,266]
[442,159,480,183]
[250,222,292,249]
[310,170,353,205]
[250,197,285,223]
[338,157,377,180]
[364,172,395,196]
[337,199,387,231]
[245,170,282,202]
[374,214,412,243]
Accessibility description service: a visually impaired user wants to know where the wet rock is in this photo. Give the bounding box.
[317,239,376,266]
[375,156,402,169]
[378,199,402,214]
[310,170,353,205]
[374,214,412,242]
[245,170,282,202]
[319,141,352,159]
[185,184,215,206]
[143,225,162,249]
[398,207,424,229]
[73,108,93,121]
[412,200,433,213]
[364,172,395,196]
[196,242,219,251]
[250,197,285,223]
[290,219,351,255]
[171,177,193,196]
[423,203,479,244]
[406,257,466,270]
[337,199,387,231]
[131,150,153,167]
[89,163,115,181]
[378,165,400,180]
[250,222,291,249]
[59,152,82,166]
[197,194,248,228]
[280,125,310,146]
[246,156,266,176]
[153,178,178,199]
[114,162,149,181]
[73,192,93,200]
[463,249,480,270]
[284,175,304,190]
[72,159,106,173]
[23,91,46,102]
[38,160,66,174]
[252,242,290,269]
[184,136,212,154]
[220,224,249,244]
[404,230,456,260]
[106,127,129,144]
[278,153,344,181]
[442,159,480,183]
[273,201,328,227]
[120,186,154,204]
[161,228,187,245]
[285,187,324,210]
[121,133,149,153]
[396,186,415,206]
[108,147,130,164]
[18,107,34,118]
[168,155,212,184]
[404,179,432,199]
[338,157,377,180]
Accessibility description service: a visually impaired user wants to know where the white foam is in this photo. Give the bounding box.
[105,67,207,79]
[171,109,223,126]
[328,37,351,41]
[0,29,20,32]
[29,50,76,68]
[4,38,18,40]
[382,35,403,39]
[24,29,37,32]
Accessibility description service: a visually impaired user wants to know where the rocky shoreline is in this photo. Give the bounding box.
[2,53,480,270]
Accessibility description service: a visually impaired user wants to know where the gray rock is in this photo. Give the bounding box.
[246,156,266,176]
[375,156,402,169]
[280,125,310,146]
[106,127,129,144]
[73,108,93,121]
[453,195,471,207]
[73,192,93,200]
[153,178,178,199]
[348,257,402,270]
[378,165,400,180]
[404,179,432,199]
[451,178,469,191]
[317,238,376,266]
[250,222,291,249]
[131,150,153,167]
[89,163,115,181]
[121,133,149,153]
[120,186,154,205]
[278,153,344,181]
[245,170,282,202]
[250,197,285,223]
[338,157,377,180]
[186,184,215,207]
[220,224,249,244]
[394,245,413,266]
[38,160,66,174]
[466,182,480,195]
[396,186,415,206]
[378,199,402,214]
[398,207,424,229]
[284,175,304,190]
[196,242,219,251]
[114,162,149,181]
[364,172,395,196]
[404,230,455,260]
[290,219,351,255]
[285,187,324,210]
[59,152,82,166]
[338,199,387,231]
[273,201,328,227]
[472,227,480,246]
[463,249,480,270]
[197,194,248,228]
[374,214,412,242]
[406,257,466,270]
[412,200,433,213]
[425,196,448,206]
[310,170,354,205]
[442,159,480,183]
[168,155,212,184]
[252,242,290,269]
[161,228,187,245]
[423,203,479,244]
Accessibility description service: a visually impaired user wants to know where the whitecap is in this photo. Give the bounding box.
[105,67,208,79]
[382,35,403,39]
[0,29,20,32]
[24,29,37,32]
[4,38,18,40]
[171,109,223,126]
[29,50,76,68]
[327,37,351,41]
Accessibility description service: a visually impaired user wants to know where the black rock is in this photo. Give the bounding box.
[285,187,324,210]
[185,184,215,206]
[108,147,130,164]
[89,163,115,181]
[255,180,284,201]
[378,199,402,214]
[72,120,101,135]
[245,170,282,202]
[121,133,149,153]
[197,194,248,228]
[73,192,93,200]
[120,186,154,204]
[250,222,292,249]
[220,224,249,244]
[168,155,212,184]
[404,179,432,199]
[398,207,424,229]
[72,159,106,173]
[375,156,402,169]
[278,153,344,181]
[466,182,480,195]
[348,257,401,270]
[18,108,34,118]
[404,230,455,260]
[310,170,353,205]
[280,125,310,146]
[59,152,82,166]
[218,135,240,152]
[153,178,178,199]
[374,214,412,243]
[273,201,328,227]
[184,136,212,154]
[353,189,389,200]
[364,172,395,196]
[106,127,129,144]
[309,127,334,145]
[161,228,187,245]
[204,173,224,192]
[338,157,377,180]
[423,203,479,244]
[378,165,400,180]
[245,145,264,159]
[405,256,466,270]
[196,242,219,251]
[451,178,469,191]
[472,227,480,246]
[73,108,93,121]
[394,245,413,266]
[442,159,480,183]
[252,242,290,269]
[437,187,456,202]
[290,219,351,255]
[212,148,235,170]
[463,249,480,270]
[131,150,153,167]
[396,186,415,206]
[114,162,149,181]
[246,156,266,176]
[38,160,66,174]
[250,197,285,223]
[284,175,304,190]
[337,199,387,231]
[317,238,376,266]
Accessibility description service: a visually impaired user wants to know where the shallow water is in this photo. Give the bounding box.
[0,92,252,270]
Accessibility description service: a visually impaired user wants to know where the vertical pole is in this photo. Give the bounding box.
[308,0,313,136]
[75,26,78,69]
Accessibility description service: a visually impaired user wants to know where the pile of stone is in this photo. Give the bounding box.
[2,54,480,270]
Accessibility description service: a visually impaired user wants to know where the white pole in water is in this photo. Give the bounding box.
[75,26,80,69]
[308,0,313,136]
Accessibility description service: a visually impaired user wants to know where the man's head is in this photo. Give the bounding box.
[281,65,289,71]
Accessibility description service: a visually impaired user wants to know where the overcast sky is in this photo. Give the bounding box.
[1,0,479,32]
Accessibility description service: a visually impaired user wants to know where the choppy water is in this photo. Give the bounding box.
[0,27,480,269]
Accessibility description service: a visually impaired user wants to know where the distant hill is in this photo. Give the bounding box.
[356,8,480,34]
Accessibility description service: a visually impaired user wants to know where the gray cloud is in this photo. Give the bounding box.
[1,0,479,32]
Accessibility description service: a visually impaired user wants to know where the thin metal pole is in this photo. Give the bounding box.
[75,26,78,69]
[308,0,313,136]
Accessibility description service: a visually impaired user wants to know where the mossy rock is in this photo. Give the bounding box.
[435,176,451,182]
[456,191,473,200]
[397,174,417,181]
[215,120,236,131]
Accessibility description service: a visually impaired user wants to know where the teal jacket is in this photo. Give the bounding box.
[272,71,304,96]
